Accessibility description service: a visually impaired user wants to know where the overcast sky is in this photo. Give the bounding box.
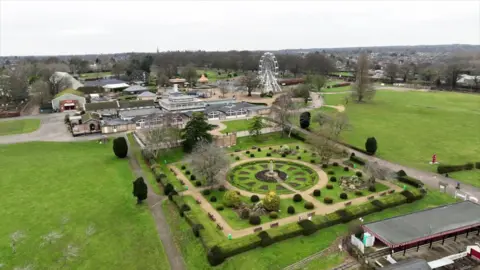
[1,1,479,56]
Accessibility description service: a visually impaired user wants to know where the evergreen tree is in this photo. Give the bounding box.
[248,116,265,137]
[181,112,214,152]
[132,177,148,204]
[113,137,128,158]
[299,112,311,129]
[365,137,378,155]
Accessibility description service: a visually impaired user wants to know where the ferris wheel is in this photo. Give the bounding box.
[258,52,282,93]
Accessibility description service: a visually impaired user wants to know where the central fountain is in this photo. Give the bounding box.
[265,159,278,179]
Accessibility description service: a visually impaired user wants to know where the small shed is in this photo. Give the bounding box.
[137,91,157,101]
[51,89,86,112]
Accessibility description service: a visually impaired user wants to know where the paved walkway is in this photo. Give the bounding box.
[126,136,186,270]
[169,157,401,239]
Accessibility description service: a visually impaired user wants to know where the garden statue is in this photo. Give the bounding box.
[269,160,274,174]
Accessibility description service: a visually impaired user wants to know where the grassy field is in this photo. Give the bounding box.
[197,69,243,83]
[0,141,169,269]
[0,119,41,136]
[323,85,352,93]
[79,72,112,79]
[322,91,480,187]
[163,187,455,270]
[221,119,255,134]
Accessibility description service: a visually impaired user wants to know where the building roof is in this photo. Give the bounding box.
[102,118,133,126]
[81,112,101,123]
[381,259,431,270]
[123,85,149,93]
[362,201,480,248]
[118,100,155,109]
[119,108,161,118]
[84,79,128,87]
[204,101,257,114]
[53,88,84,99]
[85,101,118,111]
[104,83,130,89]
[137,91,156,97]
[198,74,209,83]
[169,78,186,83]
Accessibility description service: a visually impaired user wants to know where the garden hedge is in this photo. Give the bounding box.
[398,175,423,188]
[437,163,475,174]
[350,155,366,165]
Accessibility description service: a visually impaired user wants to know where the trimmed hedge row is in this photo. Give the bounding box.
[398,175,423,188]
[207,189,424,265]
[437,163,474,174]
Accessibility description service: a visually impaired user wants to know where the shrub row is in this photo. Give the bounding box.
[437,163,475,174]
[396,170,424,188]
[207,189,424,265]
[349,154,366,165]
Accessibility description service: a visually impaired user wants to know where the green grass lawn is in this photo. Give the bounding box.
[0,141,169,269]
[79,72,112,79]
[322,91,480,187]
[232,132,300,151]
[163,187,455,270]
[323,85,352,93]
[221,119,254,134]
[0,119,40,136]
[303,252,346,270]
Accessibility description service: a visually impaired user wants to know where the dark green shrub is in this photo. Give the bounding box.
[365,137,377,155]
[250,154,255,158]
[304,202,314,209]
[368,186,376,192]
[185,170,191,175]
[269,211,278,219]
[333,162,339,166]
[207,246,224,266]
[258,148,261,152]
[397,170,407,177]
[210,196,217,202]
[181,165,186,170]
[192,224,203,237]
[181,204,191,212]
[330,176,337,182]
[216,206,224,211]
[195,181,202,187]
[371,199,385,210]
[266,153,272,157]
[310,159,315,163]
[465,162,474,170]
[313,189,321,196]
[246,151,250,154]
[164,183,174,196]
[287,206,295,214]
[296,145,300,149]
[240,209,250,219]
[297,156,301,160]
[339,193,348,200]
[304,150,307,153]
[355,171,363,177]
[202,189,211,195]
[113,137,128,158]
[293,194,302,202]
[476,162,480,169]
[328,170,335,175]
[190,174,196,180]
[258,231,273,247]
[251,195,260,202]
[298,219,316,235]
[326,184,333,189]
[335,209,351,223]
[235,156,240,160]
[437,164,468,174]
[344,167,349,172]
[218,185,226,191]
[322,164,328,169]
[249,215,261,225]
[350,155,366,165]
[355,190,363,196]
[324,197,333,204]
[282,154,286,158]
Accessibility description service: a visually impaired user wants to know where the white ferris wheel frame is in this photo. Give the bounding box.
[258,52,282,93]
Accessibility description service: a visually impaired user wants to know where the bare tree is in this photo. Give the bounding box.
[189,141,230,188]
[30,80,51,103]
[241,71,259,96]
[309,112,349,164]
[143,114,182,159]
[181,65,197,87]
[270,92,294,137]
[351,53,375,102]
[364,161,396,180]
[112,61,127,79]
[48,74,71,96]
[218,81,230,98]
[306,74,326,92]
[385,62,398,84]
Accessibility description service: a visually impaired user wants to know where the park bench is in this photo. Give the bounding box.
[216,224,223,231]
[388,189,395,194]
[367,196,374,200]
[208,212,216,221]
[270,223,279,228]
[344,201,352,206]
[253,227,263,232]
[380,192,387,196]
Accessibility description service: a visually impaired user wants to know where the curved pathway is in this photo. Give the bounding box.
[169,157,401,239]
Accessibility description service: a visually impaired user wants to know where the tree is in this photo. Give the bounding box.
[218,81,229,98]
[309,112,348,164]
[304,52,335,74]
[156,69,169,87]
[270,92,294,137]
[48,73,72,96]
[306,75,326,92]
[249,116,265,137]
[293,84,310,103]
[223,190,241,207]
[143,117,181,159]
[241,72,259,96]
[132,177,148,204]
[181,112,214,152]
[365,137,377,155]
[30,80,51,103]
[351,53,375,102]
[182,65,197,87]
[189,141,229,188]
[299,111,311,129]
[113,137,128,158]
[263,191,280,211]
[385,62,398,84]
[112,61,127,78]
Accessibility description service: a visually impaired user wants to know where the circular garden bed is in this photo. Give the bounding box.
[228,160,320,194]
